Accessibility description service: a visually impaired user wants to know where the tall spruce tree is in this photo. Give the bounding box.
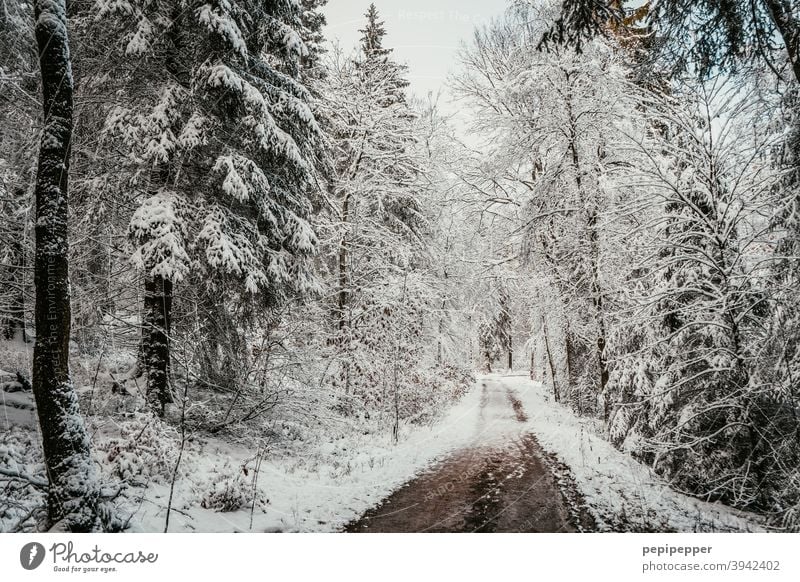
[320,6,431,414]
[299,0,329,82]
[359,4,391,60]
[87,0,324,413]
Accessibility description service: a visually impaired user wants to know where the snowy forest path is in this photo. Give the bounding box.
[345,378,584,532]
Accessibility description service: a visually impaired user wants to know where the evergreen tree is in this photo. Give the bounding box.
[300,0,329,76]
[87,0,324,413]
[358,3,409,106]
[359,4,391,60]
[320,7,433,417]
[544,0,800,83]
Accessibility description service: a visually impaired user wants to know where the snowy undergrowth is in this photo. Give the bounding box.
[3,333,765,533]
[122,382,483,532]
[499,374,766,532]
[0,426,46,531]
[1,341,479,532]
[3,387,480,532]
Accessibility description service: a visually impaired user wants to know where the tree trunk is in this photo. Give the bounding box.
[31,0,99,532]
[567,97,609,411]
[132,7,186,404]
[596,307,609,418]
[2,237,28,342]
[143,274,173,416]
[529,347,535,380]
[336,191,351,394]
[588,205,610,418]
[565,324,575,394]
[337,191,350,331]
[436,297,445,363]
[542,315,559,402]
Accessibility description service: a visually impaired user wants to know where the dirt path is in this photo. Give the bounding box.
[346,379,592,533]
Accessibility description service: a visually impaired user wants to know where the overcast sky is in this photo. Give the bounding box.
[321,0,506,100]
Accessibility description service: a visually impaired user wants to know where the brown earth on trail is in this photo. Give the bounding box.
[346,379,594,533]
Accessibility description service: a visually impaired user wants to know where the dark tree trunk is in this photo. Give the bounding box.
[3,237,28,342]
[31,0,99,532]
[542,315,559,402]
[337,191,351,331]
[143,274,173,416]
[565,325,575,388]
[588,205,610,418]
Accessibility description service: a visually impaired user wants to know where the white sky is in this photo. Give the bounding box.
[321,0,506,100]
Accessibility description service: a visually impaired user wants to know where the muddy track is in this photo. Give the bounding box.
[505,387,528,422]
[346,379,595,533]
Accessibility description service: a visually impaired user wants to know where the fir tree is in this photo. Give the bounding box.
[358,3,408,106]
[88,0,324,413]
[320,7,432,414]
[545,0,800,83]
[359,3,391,60]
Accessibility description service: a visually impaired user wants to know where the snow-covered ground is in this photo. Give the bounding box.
[499,373,766,532]
[1,364,766,532]
[128,373,764,532]
[126,381,488,532]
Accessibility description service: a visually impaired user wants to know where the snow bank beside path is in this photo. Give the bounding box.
[130,384,486,532]
[499,373,765,532]
[5,366,765,533]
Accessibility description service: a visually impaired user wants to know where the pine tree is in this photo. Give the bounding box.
[87,0,324,413]
[319,8,434,415]
[545,0,800,83]
[299,0,328,81]
[359,4,391,60]
[357,3,409,106]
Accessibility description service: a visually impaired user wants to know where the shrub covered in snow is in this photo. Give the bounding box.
[198,467,254,513]
[0,427,46,532]
[96,413,182,486]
